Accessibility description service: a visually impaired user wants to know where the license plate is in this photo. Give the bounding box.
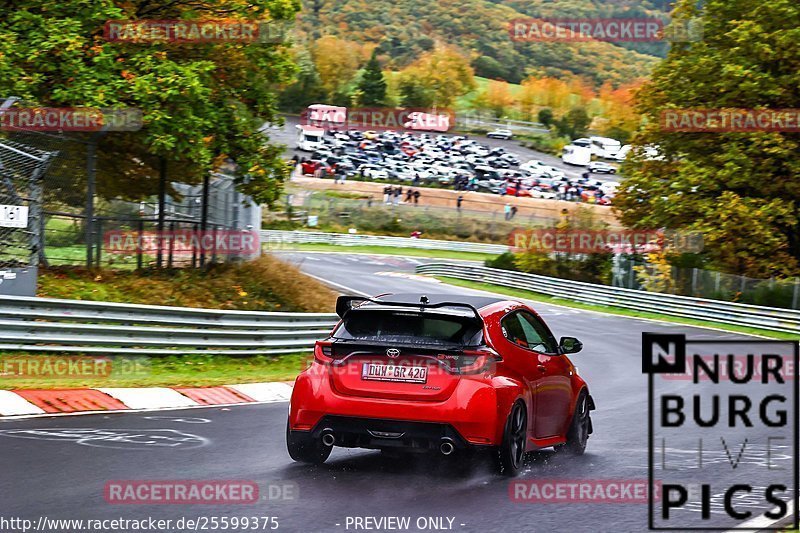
[361,363,428,384]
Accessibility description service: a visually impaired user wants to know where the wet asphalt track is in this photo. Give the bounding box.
[1,252,795,532]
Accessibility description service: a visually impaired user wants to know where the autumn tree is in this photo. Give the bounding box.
[396,45,474,108]
[614,0,800,277]
[0,0,300,207]
[311,35,365,101]
[474,80,516,118]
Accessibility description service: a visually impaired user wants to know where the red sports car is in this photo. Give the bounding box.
[287,294,595,475]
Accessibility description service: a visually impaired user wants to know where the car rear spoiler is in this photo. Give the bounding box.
[335,295,482,321]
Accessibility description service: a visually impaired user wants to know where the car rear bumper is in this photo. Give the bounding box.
[293,415,492,453]
[289,367,501,446]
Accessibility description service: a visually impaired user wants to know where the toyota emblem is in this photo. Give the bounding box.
[386,348,400,358]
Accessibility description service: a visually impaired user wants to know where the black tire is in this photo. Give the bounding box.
[555,391,591,455]
[286,420,332,464]
[495,401,527,476]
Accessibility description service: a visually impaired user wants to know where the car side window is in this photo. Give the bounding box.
[501,311,557,354]
[517,311,558,354]
[500,313,528,348]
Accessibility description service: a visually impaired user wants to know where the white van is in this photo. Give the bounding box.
[296,125,325,152]
[589,136,622,159]
[613,144,632,162]
[562,144,592,166]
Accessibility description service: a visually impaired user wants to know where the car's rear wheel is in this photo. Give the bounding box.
[495,401,527,476]
[286,420,332,464]
[555,390,591,455]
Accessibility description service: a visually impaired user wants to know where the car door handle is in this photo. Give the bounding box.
[537,365,547,373]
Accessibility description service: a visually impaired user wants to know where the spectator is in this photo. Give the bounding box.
[559,183,567,201]
[457,195,463,211]
[406,188,414,203]
[510,206,518,220]
[413,190,420,205]
[410,230,422,239]
[393,186,402,205]
[313,165,323,179]
[504,203,511,221]
[383,185,391,204]
[515,178,521,197]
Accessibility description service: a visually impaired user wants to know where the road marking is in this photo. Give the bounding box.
[724,498,796,532]
[98,388,200,410]
[142,416,211,424]
[227,382,294,402]
[301,271,371,297]
[0,400,283,420]
[0,427,209,450]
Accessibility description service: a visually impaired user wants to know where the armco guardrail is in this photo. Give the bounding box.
[0,295,338,355]
[261,230,508,255]
[415,263,800,335]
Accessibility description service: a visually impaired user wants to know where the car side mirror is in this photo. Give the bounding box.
[559,336,583,355]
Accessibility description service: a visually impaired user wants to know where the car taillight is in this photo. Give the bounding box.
[314,341,334,365]
[459,350,492,375]
[438,348,499,375]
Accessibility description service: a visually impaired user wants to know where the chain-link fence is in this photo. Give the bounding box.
[622,258,800,310]
[0,100,261,274]
[0,137,57,269]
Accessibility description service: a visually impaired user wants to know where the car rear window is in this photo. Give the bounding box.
[333,310,483,347]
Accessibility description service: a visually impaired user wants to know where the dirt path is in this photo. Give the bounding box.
[290,176,620,226]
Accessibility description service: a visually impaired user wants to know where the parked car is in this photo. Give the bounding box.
[358,164,389,180]
[588,161,618,174]
[520,159,547,173]
[287,294,595,475]
[487,129,513,140]
[530,187,557,200]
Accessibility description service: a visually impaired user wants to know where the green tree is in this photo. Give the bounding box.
[279,46,326,112]
[355,50,387,106]
[0,0,299,207]
[538,108,554,128]
[555,107,591,139]
[397,78,434,108]
[614,0,800,277]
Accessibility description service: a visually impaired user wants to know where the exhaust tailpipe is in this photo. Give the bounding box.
[439,438,455,456]
[321,430,335,447]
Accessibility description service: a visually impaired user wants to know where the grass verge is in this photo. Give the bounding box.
[286,243,496,262]
[435,276,799,340]
[0,353,310,390]
[38,255,337,312]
